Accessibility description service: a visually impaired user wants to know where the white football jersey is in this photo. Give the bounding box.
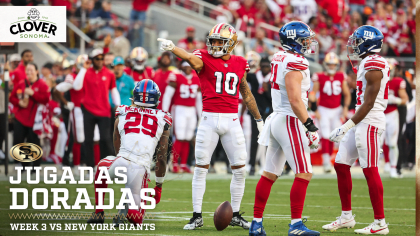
[115,105,172,169]
[269,51,311,118]
[356,55,390,129]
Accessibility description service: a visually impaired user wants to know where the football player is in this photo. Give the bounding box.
[312,52,351,173]
[324,26,390,234]
[158,23,264,230]
[162,61,202,173]
[87,79,170,225]
[381,58,408,178]
[125,47,155,82]
[249,21,321,236]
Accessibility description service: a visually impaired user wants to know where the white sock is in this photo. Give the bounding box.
[253,218,262,223]
[341,210,352,219]
[291,219,301,225]
[192,167,208,213]
[389,146,398,168]
[230,167,246,212]
[322,153,331,166]
[375,218,386,226]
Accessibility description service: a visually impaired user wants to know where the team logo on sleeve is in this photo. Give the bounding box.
[363,31,374,40]
[286,29,296,39]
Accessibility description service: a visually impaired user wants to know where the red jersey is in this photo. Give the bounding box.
[169,72,200,107]
[153,69,175,110]
[10,61,26,85]
[312,72,346,109]
[125,66,155,82]
[192,49,250,113]
[82,67,116,117]
[64,73,85,107]
[9,78,50,127]
[319,0,346,24]
[384,77,405,114]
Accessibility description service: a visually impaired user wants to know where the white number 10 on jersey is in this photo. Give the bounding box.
[214,71,239,95]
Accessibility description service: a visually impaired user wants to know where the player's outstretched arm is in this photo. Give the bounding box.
[113,117,120,155]
[157,38,203,71]
[285,71,309,123]
[351,70,382,124]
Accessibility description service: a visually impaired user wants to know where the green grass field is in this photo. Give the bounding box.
[0,172,415,235]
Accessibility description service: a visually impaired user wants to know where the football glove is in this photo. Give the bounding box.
[157,38,175,51]
[303,118,318,132]
[306,131,320,149]
[65,101,74,111]
[154,186,162,204]
[329,119,356,143]
[256,119,264,137]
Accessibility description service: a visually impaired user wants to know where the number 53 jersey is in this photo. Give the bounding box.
[115,105,172,168]
[355,55,390,130]
[193,49,250,113]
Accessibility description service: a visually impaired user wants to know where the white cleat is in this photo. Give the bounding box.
[323,163,332,173]
[354,221,389,234]
[322,215,356,232]
[390,168,400,178]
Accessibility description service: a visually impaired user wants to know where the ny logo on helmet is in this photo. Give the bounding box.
[286,30,296,39]
[364,31,374,40]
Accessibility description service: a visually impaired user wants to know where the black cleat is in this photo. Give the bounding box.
[230,211,251,229]
[183,212,203,230]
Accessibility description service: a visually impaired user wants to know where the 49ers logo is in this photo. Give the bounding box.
[228,26,236,35]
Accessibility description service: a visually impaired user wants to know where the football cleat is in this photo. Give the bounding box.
[323,163,332,173]
[113,203,129,227]
[87,211,104,224]
[288,219,320,236]
[181,165,192,173]
[383,163,390,173]
[322,215,356,231]
[183,212,203,230]
[390,168,402,178]
[249,219,266,236]
[354,221,389,234]
[172,164,180,173]
[230,212,251,229]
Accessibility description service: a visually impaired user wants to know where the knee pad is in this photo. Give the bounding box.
[195,126,212,166]
[231,150,247,166]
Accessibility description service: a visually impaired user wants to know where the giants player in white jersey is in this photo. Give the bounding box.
[324,26,390,234]
[312,52,351,173]
[87,79,171,226]
[158,23,264,231]
[250,21,321,236]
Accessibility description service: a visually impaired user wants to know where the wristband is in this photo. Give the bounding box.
[255,118,263,122]
[155,176,164,184]
[342,119,355,130]
[303,118,318,132]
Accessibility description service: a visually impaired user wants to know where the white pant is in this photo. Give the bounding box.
[264,114,312,175]
[318,106,343,139]
[195,112,247,166]
[173,105,197,141]
[335,123,384,168]
[380,110,399,147]
[98,156,149,211]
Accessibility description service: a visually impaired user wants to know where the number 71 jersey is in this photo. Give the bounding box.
[115,105,172,168]
[193,49,250,113]
[356,55,390,129]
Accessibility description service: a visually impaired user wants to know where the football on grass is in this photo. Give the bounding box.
[213,201,233,231]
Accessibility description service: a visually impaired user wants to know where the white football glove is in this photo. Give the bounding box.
[329,119,356,143]
[306,131,320,149]
[256,119,264,137]
[65,101,74,111]
[157,38,175,51]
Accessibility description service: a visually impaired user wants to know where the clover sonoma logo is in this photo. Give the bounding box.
[0,6,66,42]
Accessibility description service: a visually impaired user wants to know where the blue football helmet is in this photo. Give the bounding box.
[132,79,161,107]
[279,21,318,54]
[347,25,384,58]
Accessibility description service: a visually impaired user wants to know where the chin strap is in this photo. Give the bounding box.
[347,55,358,74]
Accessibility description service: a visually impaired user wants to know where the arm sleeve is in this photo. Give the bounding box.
[55,82,73,92]
[111,87,121,106]
[196,91,202,115]
[31,83,51,104]
[73,68,87,91]
[161,85,175,112]
[163,113,172,127]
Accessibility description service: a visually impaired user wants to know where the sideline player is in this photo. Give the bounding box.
[312,52,351,172]
[381,59,408,178]
[87,79,170,225]
[324,25,390,234]
[249,21,321,236]
[125,47,155,82]
[158,23,264,230]
[162,61,202,173]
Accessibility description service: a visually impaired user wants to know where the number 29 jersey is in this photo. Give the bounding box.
[355,55,390,129]
[192,49,250,113]
[115,105,172,168]
[269,51,311,118]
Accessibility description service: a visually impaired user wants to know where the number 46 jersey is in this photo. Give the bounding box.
[356,55,390,129]
[115,105,172,168]
[192,49,249,113]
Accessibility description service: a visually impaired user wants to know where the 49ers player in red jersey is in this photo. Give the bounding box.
[125,47,155,82]
[158,23,264,230]
[312,52,351,173]
[162,61,202,174]
[381,59,408,178]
